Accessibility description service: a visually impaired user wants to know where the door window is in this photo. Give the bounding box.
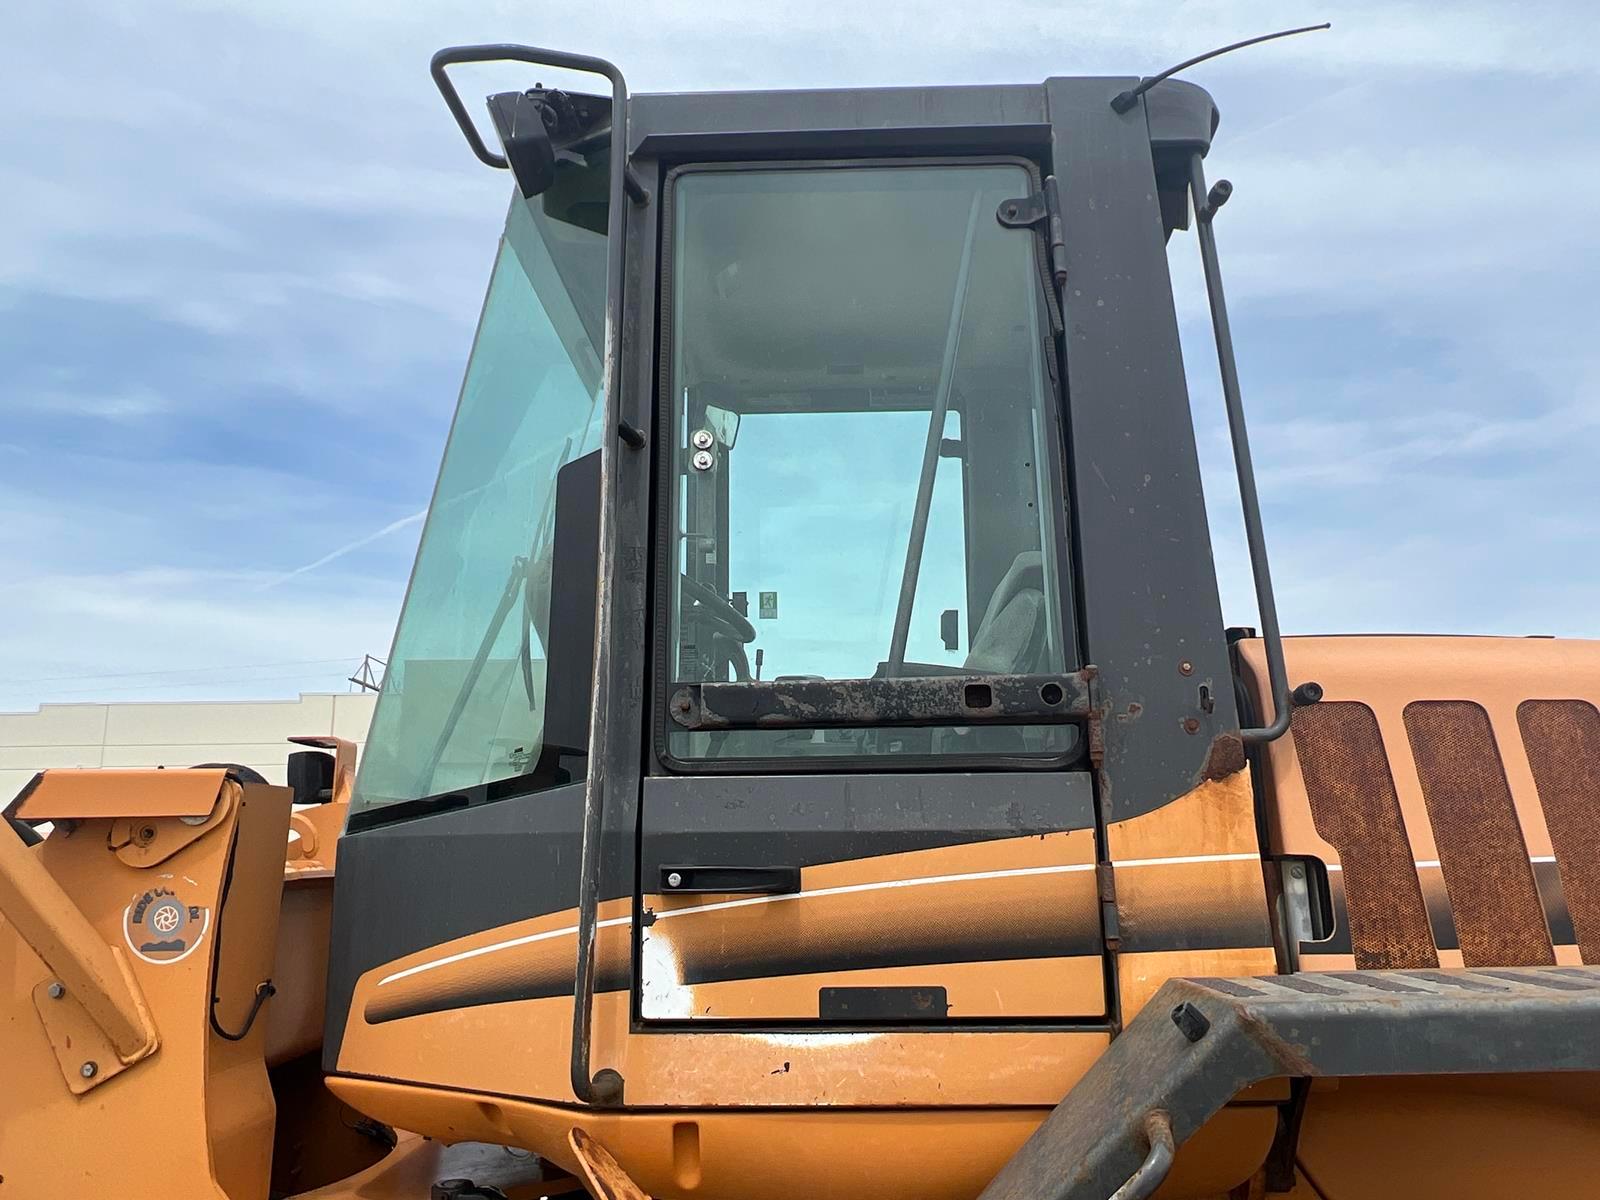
[665,162,1074,762]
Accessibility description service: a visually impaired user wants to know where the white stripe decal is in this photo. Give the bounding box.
[376,852,1264,987]
[377,914,632,987]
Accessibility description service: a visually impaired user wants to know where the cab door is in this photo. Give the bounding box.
[637,157,1106,1022]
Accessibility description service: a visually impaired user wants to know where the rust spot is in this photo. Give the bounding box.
[1125,702,1143,717]
[1182,717,1201,734]
[1200,733,1247,781]
[1236,1004,1318,1077]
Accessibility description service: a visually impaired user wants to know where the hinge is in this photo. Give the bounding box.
[998,177,1069,287]
[1084,666,1105,770]
[998,178,1068,337]
[1097,861,1121,952]
[996,191,1049,229]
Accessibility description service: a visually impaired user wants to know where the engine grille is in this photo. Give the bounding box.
[1518,700,1600,964]
[1290,696,1599,969]
[1291,702,1437,970]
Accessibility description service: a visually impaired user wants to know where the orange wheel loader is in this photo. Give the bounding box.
[4,38,1598,1200]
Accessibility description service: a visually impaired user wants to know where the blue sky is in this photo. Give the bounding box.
[3,1,1597,711]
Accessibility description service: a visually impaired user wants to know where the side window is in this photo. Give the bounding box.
[664,162,1075,764]
[352,160,609,816]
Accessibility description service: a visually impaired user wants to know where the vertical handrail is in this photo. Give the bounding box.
[430,42,634,1105]
[1187,152,1291,743]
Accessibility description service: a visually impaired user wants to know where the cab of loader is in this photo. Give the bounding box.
[7,38,1600,1200]
[317,45,1288,1190]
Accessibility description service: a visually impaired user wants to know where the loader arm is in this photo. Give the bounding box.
[0,799,157,1065]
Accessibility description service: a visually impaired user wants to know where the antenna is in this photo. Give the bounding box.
[1110,23,1331,113]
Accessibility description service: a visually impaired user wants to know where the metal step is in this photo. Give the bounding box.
[979,967,1600,1200]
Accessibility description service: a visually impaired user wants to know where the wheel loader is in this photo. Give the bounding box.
[4,39,1599,1200]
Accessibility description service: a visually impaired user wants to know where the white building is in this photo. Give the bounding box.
[0,692,378,801]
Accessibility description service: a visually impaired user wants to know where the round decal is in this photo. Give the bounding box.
[124,886,209,964]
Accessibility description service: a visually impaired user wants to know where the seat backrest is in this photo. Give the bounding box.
[964,551,1046,673]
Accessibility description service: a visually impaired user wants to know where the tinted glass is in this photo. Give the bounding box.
[666,163,1074,762]
[353,182,606,814]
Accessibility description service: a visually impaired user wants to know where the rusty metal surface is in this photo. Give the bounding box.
[1404,701,1554,967]
[669,671,1093,731]
[1291,702,1437,969]
[1518,700,1600,964]
[977,966,1600,1200]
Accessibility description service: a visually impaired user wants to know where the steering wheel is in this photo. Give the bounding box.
[680,574,757,644]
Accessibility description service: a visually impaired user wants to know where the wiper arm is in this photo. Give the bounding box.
[426,436,577,782]
[421,555,528,783]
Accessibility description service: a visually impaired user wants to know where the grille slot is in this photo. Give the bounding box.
[1404,701,1554,967]
[1518,700,1600,964]
[1291,702,1437,970]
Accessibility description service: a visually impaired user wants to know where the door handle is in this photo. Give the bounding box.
[659,865,801,895]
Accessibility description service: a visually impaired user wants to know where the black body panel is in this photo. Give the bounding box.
[639,770,1096,881]
[323,782,612,1069]
[1046,77,1238,820]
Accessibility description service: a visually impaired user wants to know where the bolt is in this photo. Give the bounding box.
[691,448,715,472]
[1289,863,1306,880]
[137,825,157,844]
[666,871,684,888]
[47,982,65,1000]
[673,696,691,713]
[690,429,715,450]
[1182,717,1201,734]
[1178,660,1194,676]
[80,1061,98,1080]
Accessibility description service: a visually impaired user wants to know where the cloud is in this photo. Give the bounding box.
[1,0,1596,715]
[260,509,426,591]
[0,566,401,710]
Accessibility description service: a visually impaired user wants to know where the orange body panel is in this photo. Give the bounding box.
[1106,770,1277,1017]
[14,766,228,820]
[326,1076,1275,1200]
[0,776,291,1199]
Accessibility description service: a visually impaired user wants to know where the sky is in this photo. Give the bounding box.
[2,1,1598,712]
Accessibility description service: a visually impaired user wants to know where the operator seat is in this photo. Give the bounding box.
[963,551,1047,674]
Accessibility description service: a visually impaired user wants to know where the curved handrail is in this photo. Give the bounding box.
[429,42,633,1106]
[1108,1111,1175,1200]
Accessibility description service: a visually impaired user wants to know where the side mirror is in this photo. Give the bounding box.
[486,90,558,198]
[286,750,336,807]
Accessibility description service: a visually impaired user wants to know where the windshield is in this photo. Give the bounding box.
[352,167,607,815]
[665,162,1075,762]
